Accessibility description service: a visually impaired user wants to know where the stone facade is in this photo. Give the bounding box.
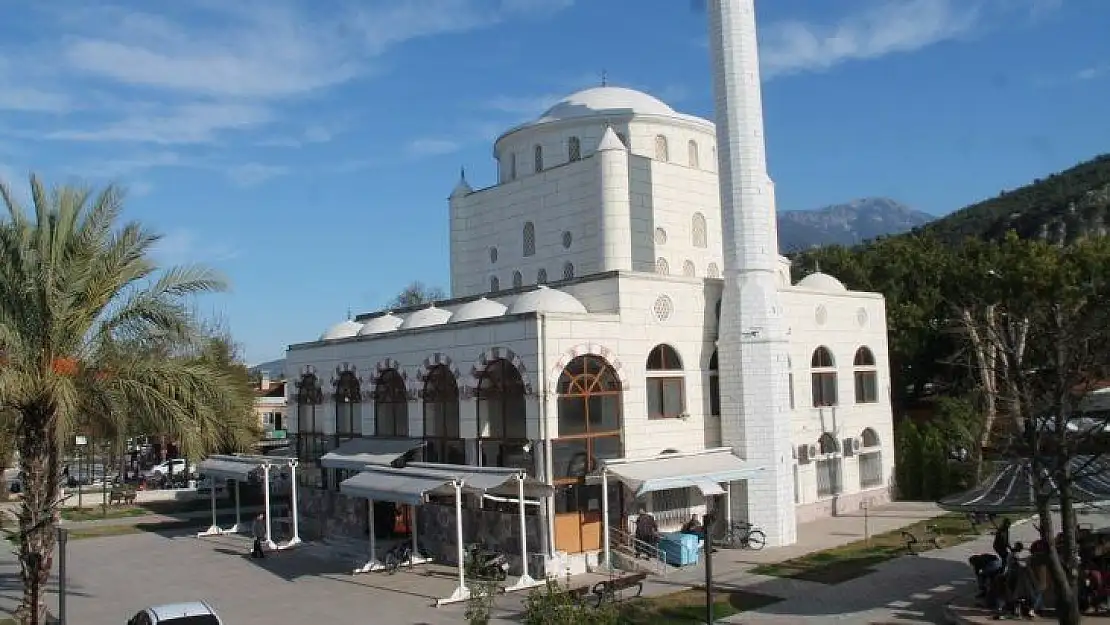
[415,503,546,576]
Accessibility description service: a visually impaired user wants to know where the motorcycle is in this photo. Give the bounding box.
[465,543,509,581]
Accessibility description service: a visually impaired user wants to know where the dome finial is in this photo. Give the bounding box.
[601,69,608,87]
[814,259,821,273]
[459,166,466,182]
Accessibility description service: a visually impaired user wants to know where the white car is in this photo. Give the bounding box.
[127,601,223,625]
[147,459,195,478]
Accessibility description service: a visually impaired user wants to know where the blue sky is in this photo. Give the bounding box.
[0,0,1106,365]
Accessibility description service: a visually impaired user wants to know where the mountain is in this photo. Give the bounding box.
[249,358,286,379]
[918,154,1110,245]
[777,198,935,252]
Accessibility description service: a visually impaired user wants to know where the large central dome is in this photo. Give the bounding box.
[535,86,677,124]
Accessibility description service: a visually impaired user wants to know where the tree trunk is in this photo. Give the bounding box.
[961,306,998,479]
[15,407,61,625]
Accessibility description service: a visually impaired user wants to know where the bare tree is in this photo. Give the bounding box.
[388,281,446,309]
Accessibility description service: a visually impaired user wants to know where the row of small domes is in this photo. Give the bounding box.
[320,286,588,341]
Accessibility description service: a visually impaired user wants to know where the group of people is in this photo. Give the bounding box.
[632,510,712,558]
[969,517,1110,619]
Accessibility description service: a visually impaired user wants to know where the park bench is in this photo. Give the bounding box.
[902,524,943,555]
[590,572,648,607]
[109,487,137,506]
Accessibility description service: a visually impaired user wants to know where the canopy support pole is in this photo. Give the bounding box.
[437,481,471,606]
[230,480,241,534]
[262,464,278,550]
[506,473,541,592]
[354,498,383,573]
[601,469,612,572]
[407,504,432,566]
[284,460,302,548]
[197,474,221,537]
[726,481,733,530]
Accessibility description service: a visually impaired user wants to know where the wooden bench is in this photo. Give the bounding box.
[590,572,648,607]
[902,525,943,555]
[109,487,137,506]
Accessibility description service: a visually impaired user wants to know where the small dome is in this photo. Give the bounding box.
[358,313,403,336]
[449,298,507,324]
[320,319,361,341]
[796,272,848,292]
[398,305,452,330]
[507,286,588,315]
[536,86,676,124]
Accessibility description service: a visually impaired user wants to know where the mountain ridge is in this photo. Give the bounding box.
[778,197,934,252]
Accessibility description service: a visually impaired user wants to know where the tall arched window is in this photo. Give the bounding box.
[537,268,548,284]
[691,212,708,248]
[815,433,842,498]
[688,140,699,168]
[512,271,523,289]
[553,355,622,553]
[563,262,575,280]
[708,350,720,417]
[534,144,544,172]
[510,152,518,180]
[858,428,883,488]
[422,365,463,464]
[646,344,684,419]
[373,369,409,437]
[522,221,536,257]
[568,136,581,162]
[334,371,361,441]
[654,135,669,162]
[682,260,696,277]
[853,346,878,403]
[490,276,500,293]
[810,346,838,407]
[295,373,324,488]
[477,359,529,470]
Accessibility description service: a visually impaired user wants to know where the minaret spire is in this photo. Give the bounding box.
[708,0,797,548]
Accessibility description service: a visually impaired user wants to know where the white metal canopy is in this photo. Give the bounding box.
[339,465,458,504]
[197,458,260,481]
[195,454,302,552]
[598,447,765,497]
[320,437,424,471]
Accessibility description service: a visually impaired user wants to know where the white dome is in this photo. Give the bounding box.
[507,286,588,315]
[536,86,676,124]
[796,272,848,292]
[449,298,507,324]
[319,319,361,341]
[398,305,452,330]
[358,313,403,336]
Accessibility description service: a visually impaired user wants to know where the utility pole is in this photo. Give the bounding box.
[704,503,716,624]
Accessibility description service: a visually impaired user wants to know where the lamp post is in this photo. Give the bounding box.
[57,527,68,625]
[704,499,717,624]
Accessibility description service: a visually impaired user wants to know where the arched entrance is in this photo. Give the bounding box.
[422,365,464,464]
[476,359,529,469]
[553,355,623,553]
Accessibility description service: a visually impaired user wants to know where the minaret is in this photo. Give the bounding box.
[708,0,796,547]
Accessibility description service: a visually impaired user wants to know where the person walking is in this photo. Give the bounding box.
[251,513,267,559]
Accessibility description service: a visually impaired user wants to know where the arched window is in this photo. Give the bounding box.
[859,427,883,488]
[534,144,544,172]
[708,350,720,417]
[537,268,548,284]
[334,370,361,441]
[373,369,409,437]
[510,152,518,180]
[646,344,684,419]
[853,346,878,403]
[490,276,500,293]
[682,260,696,277]
[692,212,708,248]
[554,355,623,553]
[477,359,529,470]
[422,365,463,464]
[815,433,842,498]
[568,136,581,162]
[655,258,669,275]
[523,221,536,257]
[654,135,669,162]
[688,140,699,168]
[295,373,324,488]
[810,346,838,407]
[512,271,523,289]
[787,355,795,409]
[707,262,720,279]
[563,262,575,280]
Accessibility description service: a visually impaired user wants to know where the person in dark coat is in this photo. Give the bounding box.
[993,517,1012,562]
[251,513,267,558]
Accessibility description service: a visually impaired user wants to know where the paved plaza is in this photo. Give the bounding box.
[0,503,1104,624]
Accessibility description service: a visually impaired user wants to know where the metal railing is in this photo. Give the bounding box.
[607,525,669,576]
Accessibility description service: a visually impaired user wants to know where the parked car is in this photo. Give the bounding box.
[127,601,223,625]
[146,459,195,478]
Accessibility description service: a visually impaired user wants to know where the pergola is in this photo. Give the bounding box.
[196,454,301,551]
[595,448,766,568]
[938,455,1110,514]
[339,461,549,606]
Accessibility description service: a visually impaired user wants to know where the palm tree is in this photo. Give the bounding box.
[0,175,256,624]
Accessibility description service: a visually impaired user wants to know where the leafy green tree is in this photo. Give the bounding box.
[0,175,256,624]
[894,421,923,500]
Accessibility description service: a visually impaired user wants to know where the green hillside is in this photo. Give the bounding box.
[917,153,1110,244]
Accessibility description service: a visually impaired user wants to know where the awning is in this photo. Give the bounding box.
[340,465,458,505]
[198,458,261,481]
[598,448,765,498]
[407,462,554,498]
[938,455,1110,514]
[320,437,424,470]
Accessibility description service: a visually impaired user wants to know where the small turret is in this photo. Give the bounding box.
[450,167,473,199]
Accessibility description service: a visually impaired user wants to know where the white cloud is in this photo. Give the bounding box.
[153,229,240,266]
[47,103,271,145]
[225,163,289,187]
[405,138,461,158]
[1076,65,1107,81]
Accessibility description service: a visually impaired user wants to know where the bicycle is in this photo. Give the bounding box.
[383,541,414,574]
[722,520,766,550]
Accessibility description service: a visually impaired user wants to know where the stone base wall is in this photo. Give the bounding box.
[794,486,891,524]
[297,488,367,540]
[416,504,545,576]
